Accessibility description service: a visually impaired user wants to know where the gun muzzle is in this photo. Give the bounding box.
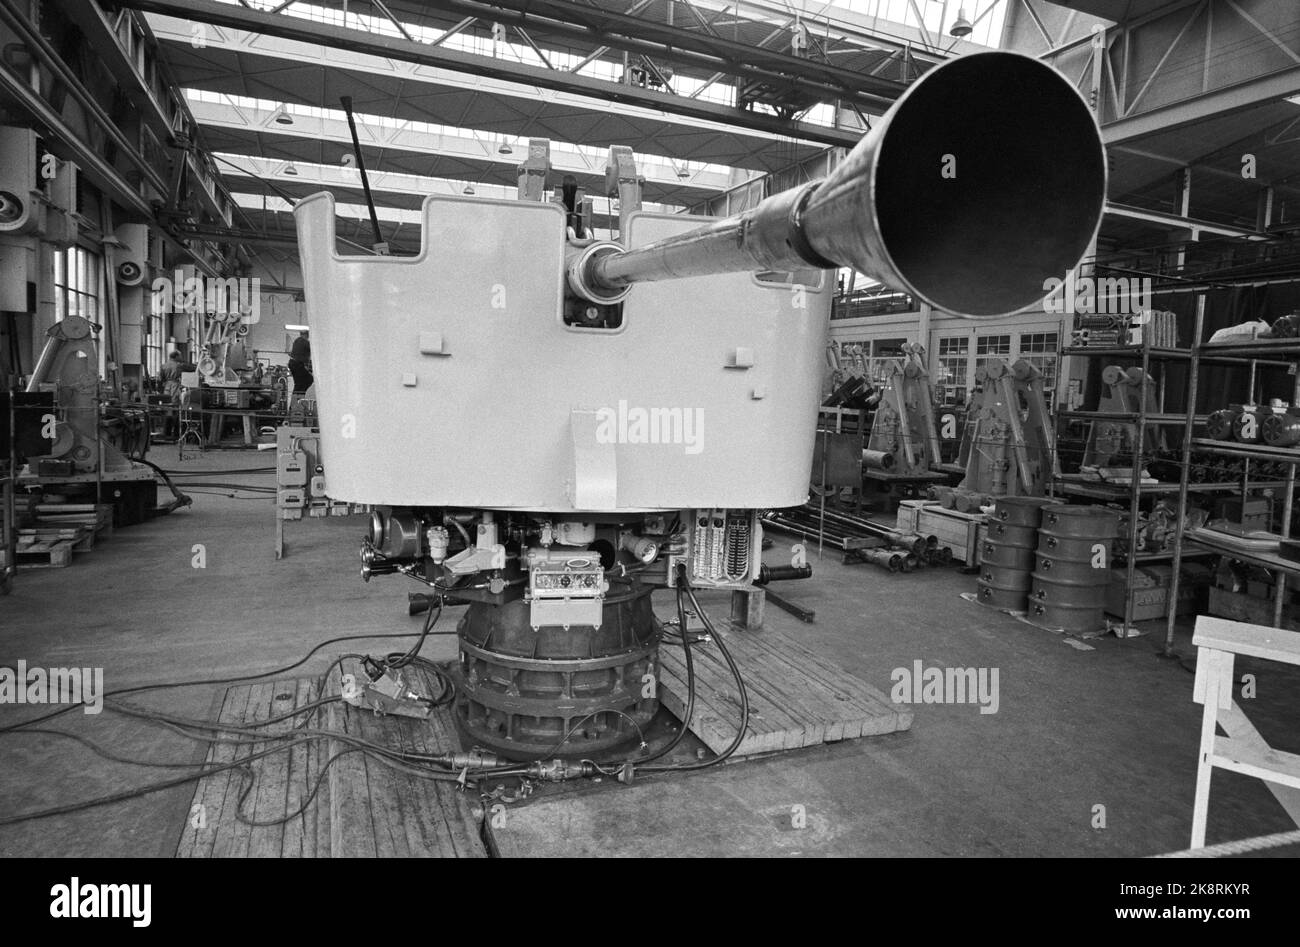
[581,51,1106,318]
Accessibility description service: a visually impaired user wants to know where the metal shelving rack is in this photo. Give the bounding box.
[1054,339,1206,631]
[1163,319,1300,655]
[1054,300,1295,633]
[2,388,15,595]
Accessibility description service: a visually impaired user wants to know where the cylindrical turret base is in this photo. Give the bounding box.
[454,581,660,761]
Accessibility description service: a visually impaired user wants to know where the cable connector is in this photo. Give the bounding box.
[525,759,598,782]
[437,749,510,771]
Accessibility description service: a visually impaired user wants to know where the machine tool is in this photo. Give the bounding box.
[954,358,1057,498]
[1080,363,1163,480]
[21,314,186,523]
[294,51,1107,763]
[863,342,943,479]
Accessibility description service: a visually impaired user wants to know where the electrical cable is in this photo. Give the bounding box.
[0,628,432,734]
[7,727,225,770]
[534,709,649,761]
[630,581,697,766]
[181,490,274,500]
[385,595,442,669]
[133,457,192,513]
[636,569,749,774]
[0,733,317,826]
[158,467,275,476]
[158,480,276,490]
[0,725,468,827]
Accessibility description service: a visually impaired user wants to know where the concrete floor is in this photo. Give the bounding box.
[2,444,1297,857]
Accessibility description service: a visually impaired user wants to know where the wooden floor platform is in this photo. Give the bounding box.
[656,620,912,758]
[176,666,485,858]
[178,626,909,856]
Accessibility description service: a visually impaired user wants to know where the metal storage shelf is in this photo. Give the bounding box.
[1198,339,1300,360]
[1060,343,1286,366]
[1186,530,1300,576]
[1190,438,1300,464]
[1057,410,1208,424]
[1060,345,1191,359]
[1054,478,1276,499]
[1115,549,1214,564]
[0,470,12,595]
[1162,303,1300,653]
[1053,339,1197,630]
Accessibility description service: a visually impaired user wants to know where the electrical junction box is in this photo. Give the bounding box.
[278,450,307,487]
[526,547,606,629]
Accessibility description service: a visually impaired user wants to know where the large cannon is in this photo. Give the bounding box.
[294,50,1105,761]
[571,50,1106,318]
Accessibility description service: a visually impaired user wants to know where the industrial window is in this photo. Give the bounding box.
[1018,331,1060,405]
[974,333,1011,375]
[52,246,102,324]
[145,283,167,378]
[867,338,907,386]
[975,334,1011,357]
[935,335,969,405]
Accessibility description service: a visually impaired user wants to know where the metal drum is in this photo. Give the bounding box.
[1033,551,1109,585]
[992,496,1059,528]
[979,540,1035,571]
[977,578,1028,611]
[981,564,1032,591]
[1027,574,1107,634]
[985,520,1037,548]
[1027,504,1118,633]
[1039,505,1120,539]
[1037,531,1112,559]
[977,498,1053,606]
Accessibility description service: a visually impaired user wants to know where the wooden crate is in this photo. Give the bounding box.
[916,506,987,564]
[894,499,933,534]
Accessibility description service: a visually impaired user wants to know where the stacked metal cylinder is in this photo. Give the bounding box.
[977,497,1059,610]
[1028,506,1120,633]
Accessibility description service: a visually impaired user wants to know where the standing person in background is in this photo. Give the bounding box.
[287,329,314,418]
[158,351,183,439]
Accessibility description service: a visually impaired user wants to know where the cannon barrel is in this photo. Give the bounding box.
[579,51,1106,318]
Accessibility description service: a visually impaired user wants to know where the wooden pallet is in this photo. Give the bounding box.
[176,665,485,858]
[32,503,113,545]
[18,526,93,551]
[656,621,911,758]
[12,538,75,569]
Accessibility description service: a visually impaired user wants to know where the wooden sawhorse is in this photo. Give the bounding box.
[1190,616,1300,849]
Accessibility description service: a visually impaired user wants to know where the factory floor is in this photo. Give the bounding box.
[2,445,1298,858]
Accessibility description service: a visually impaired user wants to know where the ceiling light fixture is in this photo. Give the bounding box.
[498,139,513,155]
[273,104,294,125]
[949,8,973,38]
[284,162,299,176]
[463,183,476,195]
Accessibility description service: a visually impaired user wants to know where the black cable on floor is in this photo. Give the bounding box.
[0,629,431,734]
